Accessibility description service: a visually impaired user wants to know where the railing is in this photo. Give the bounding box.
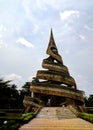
[68,105,79,116]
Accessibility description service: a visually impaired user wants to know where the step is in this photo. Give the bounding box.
[19,107,93,130]
[19,118,93,130]
[36,107,77,119]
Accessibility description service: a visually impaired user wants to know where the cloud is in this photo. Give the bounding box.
[0,24,7,32]
[28,76,33,81]
[32,24,40,34]
[60,10,79,21]
[84,25,93,31]
[0,34,3,38]
[22,0,31,17]
[4,73,23,89]
[65,50,70,54]
[79,35,85,40]
[16,37,34,48]
[76,74,92,96]
[5,73,22,81]
[0,24,7,48]
[0,43,3,48]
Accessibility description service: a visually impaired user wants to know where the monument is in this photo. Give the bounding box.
[23,29,85,113]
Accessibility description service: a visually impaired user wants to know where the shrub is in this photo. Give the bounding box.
[20,112,34,123]
[0,120,20,130]
[79,112,93,123]
[0,112,35,130]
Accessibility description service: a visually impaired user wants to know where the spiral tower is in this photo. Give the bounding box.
[30,29,85,110]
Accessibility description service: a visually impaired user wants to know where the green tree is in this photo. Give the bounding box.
[88,95,93,107]
[22,82,31,96]
[0,78,20,108]
[0,78,11,108]
[85,95,93,107]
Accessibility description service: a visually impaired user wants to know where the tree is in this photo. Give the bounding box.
[85,95,93,107]
[0,78,21,108]
[87,95,93,107]
[22,82,31,96]
[0,78,11,108]
[0,78,11,88]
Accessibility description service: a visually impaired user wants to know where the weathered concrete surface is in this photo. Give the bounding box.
[36,107,77,119]
[19,107,93,130]
[19,118,93,130]
[30,83,84,102]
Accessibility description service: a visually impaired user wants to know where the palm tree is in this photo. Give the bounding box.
[22,82,31,96]
[0,78,11,88]
[0,78,11,108]
[0,78,20,108]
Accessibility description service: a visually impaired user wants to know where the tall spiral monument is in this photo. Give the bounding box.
[30,29,85,111]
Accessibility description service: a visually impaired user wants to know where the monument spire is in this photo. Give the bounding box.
[50,28,56,45]
[46,28,57,54]
[46,29,62,64]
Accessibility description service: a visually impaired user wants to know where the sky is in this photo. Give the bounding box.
[0,0,93,96]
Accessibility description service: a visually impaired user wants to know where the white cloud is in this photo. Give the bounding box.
[76,74,91,95]
[0,34,7,48]
[36,0,63,10]
[28,76,33,81]
[84,25,93,31]
[65,50,70,54]
[0,44,2,48]
[0,34,3,38]
[35,0,47,11]
[22,0,30,16]
[4,73,23,89]
[5,73,22,81]
[0,24,7,48]
[32,24,39,34]
[79,35,85,40]
[16,37,34,48]
[22,0,35,21]
[0,43,3,48]
[60,10,79,20]
[0,24,7,32]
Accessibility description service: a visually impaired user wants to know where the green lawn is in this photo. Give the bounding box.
[79,112,93,123]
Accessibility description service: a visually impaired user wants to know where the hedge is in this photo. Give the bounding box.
[0,112,35,130]
[79,112,93,123]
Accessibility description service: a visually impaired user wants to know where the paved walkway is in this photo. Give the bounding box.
[19,107,93,130]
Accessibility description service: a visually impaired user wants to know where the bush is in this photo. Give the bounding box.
[0,112,35,130]
[79,112,93,123]
[0,120,20,130]
[20,112,34,123]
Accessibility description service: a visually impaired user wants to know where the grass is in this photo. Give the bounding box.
[0,112,35,130]
[79,112,93,123]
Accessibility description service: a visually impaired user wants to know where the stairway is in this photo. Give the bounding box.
[19,107,93,130]
[36,107,77,119]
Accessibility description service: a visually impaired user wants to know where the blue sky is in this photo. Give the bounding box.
[0,0,93,96]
